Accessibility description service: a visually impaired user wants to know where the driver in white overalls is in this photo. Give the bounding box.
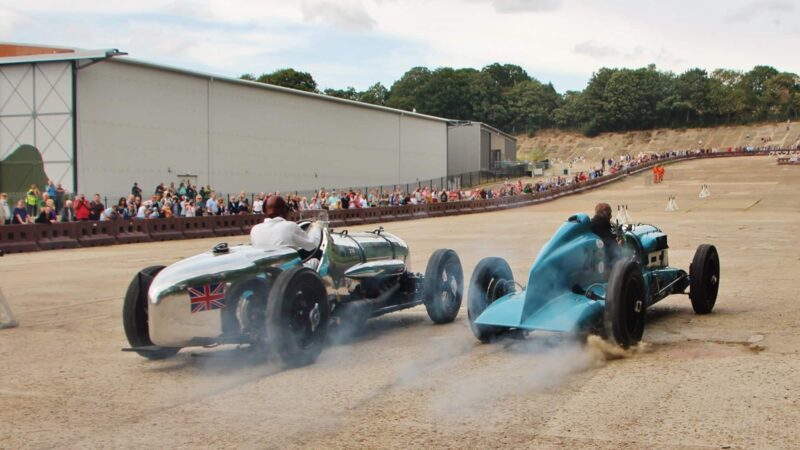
[251,196,321,268]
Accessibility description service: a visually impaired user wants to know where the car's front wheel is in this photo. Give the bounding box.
[689,244,720,314]
[122,265,180,360]
[604,260,647,349]
[423,249,464,324]
[265,266,330,368]
[468,257,514,342]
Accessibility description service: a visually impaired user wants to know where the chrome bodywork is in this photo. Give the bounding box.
[147,222,411,347]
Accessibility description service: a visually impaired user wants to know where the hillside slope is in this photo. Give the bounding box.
[517,121,800,162]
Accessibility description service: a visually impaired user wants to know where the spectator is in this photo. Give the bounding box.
[89,194,104,221]
[61,200,76,222]
[35,205,57,224]
[136,201,149,219]
[227,195,240,215]
[25,185,38,217]
[46,179,57,201]
[216,198,225,215]
[115,197,127,217]
[194,195,206,216]
[0,193,9,224]
[155,182,165,196]
[131,182,142,198]
[74,194,90,220]
[13,200,29,224]
[183,200,196,217]
[238,192,250,214]
[161,204,173,218]
[206,193,219,215]
[55,183,66,213]
[100,207,119,221]
[253,193,265,214]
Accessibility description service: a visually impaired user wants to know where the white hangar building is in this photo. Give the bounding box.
[0,43,515,197]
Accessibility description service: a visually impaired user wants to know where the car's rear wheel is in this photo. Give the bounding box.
[604,260,647,349]
[265,266,330,368]
[468,257,514,342]
[423,249,464,324]
[689,244,720,314]
[122,265,180,360]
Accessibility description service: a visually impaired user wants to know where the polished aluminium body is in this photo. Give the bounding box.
[126,214,462,367]
[147,223,411,348]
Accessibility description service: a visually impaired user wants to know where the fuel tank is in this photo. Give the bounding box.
[328,230,410,279]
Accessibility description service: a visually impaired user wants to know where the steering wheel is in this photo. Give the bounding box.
[297,221,323,262]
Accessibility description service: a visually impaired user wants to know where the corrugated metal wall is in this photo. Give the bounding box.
[0,61,74,192]
[75,60,447,196]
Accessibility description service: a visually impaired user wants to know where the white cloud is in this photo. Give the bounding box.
[574,41,619,59]
[726,0,795,23]
[489,0,562,13]
[301,0,376,30]
[3,0,799,92]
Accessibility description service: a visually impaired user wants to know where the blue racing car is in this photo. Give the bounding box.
[468,214,720,348]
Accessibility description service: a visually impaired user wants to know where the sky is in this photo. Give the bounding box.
[1,0,798,93]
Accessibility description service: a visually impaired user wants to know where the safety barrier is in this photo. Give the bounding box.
[0,225,40,253]
[148,218,183,241]
[76,221,117,247]
[0,150,773,253]
[115,220,151,244]
[35,222,80,250]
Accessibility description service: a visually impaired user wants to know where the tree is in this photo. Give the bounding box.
[387,67,432,111]
[480,63,530,89]
[242,68,318,92]
[359,82,389,106]
[323,87,359,100]
[506,80,561,134]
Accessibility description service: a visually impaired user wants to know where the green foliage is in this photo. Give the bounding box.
[242,63,800,136]
[241,68,317,92]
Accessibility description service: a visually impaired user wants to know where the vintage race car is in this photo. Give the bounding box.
[468,214,720,348]
[123,213,463,366]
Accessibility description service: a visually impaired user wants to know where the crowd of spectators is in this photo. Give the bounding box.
[0,147,755,226]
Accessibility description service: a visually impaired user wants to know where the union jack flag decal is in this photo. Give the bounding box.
[188,282,226,314]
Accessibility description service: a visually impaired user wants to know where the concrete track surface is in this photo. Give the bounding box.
[1,157,798,449]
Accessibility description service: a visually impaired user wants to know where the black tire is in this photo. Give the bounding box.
[122,265,180,360]
[423,249,464,324]
[689,244,720,314]
[604,260,647,349]
[468,257,514,342]
[265,266,330,368]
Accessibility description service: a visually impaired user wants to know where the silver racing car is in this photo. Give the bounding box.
[122,213,463,367]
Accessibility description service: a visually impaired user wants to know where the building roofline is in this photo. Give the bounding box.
[0,48,125,65]
[106,57,451,123]
[448,120,516,141]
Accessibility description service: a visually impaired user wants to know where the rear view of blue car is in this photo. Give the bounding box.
[468,213,720,348]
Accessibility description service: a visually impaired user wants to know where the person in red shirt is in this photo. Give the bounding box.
[74,194,91,220]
